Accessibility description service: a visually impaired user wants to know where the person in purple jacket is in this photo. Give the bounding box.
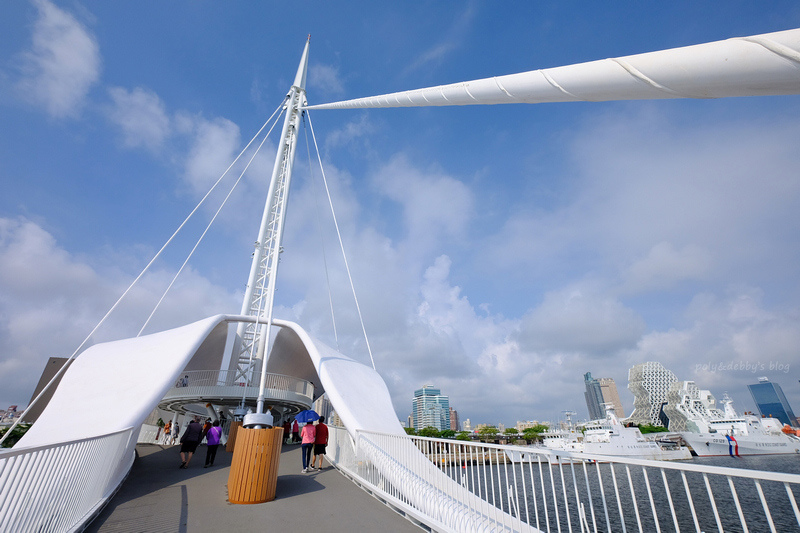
[204,420,223,468]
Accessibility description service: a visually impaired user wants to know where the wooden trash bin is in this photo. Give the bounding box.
[228,427,283,504]
[226,421,242,452]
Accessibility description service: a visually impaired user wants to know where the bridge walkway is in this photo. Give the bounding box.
[86,442,423,532]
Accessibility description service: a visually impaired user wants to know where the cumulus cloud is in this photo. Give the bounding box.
[621,241,713,294]
[371,154,474,256]
[106,86,170,151]
[17,0,100,118]
[175,113,242,195]
[517,286,646,354]
[309,63,345,97]
[0,217,238,409]
[622,287,800,410]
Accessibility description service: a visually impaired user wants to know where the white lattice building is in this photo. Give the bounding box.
[627,362,677,427]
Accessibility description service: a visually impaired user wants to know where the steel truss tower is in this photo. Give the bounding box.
[228,39,309,416]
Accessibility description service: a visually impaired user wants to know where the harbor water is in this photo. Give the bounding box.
[446,452,800,532]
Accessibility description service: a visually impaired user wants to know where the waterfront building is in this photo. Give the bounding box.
[462,418,472,432]
[412,385,450,431]
[628,362,677,427]
[449,407,459,431]
[748,377,797,427]
[664,381,719,431]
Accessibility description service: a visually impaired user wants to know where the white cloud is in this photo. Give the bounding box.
[106,86,170,151]
[371,154,474,256]
[309,63,345,97]
[621,287,800,409]
[517,285,646,354]
[323,113,375,151]
[621,241,713,294]
[0,217,238,409]
[404,1,477,74]
[175,113,242,196]
[17,0,100,118]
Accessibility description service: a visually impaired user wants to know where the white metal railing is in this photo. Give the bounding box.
[0,427,136,533]
[164,369,314,405]
[327,428,800,533]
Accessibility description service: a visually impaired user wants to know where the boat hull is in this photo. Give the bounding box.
[681,432,800,457]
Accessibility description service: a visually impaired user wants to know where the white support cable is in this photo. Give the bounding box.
[137,109,285,336]
[0,101,286,447]
[302,113,340,351]
[306,110,376,370]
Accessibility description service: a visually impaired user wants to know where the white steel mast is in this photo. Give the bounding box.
[230,38,309,418]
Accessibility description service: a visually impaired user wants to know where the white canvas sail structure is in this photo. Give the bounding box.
[308,28,800,110]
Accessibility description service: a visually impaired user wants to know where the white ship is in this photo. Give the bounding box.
[667,384,800,457]
[508,407,691,463]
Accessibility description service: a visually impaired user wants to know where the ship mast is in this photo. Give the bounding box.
[229,38,309,421]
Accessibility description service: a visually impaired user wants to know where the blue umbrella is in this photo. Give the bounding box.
[294,409,320,424]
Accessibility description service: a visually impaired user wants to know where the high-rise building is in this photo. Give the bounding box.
[628,362,677,427]
[449,407,459,431]
[584,372,605,420]
[462,419,472,432]
[584,372,626,420]
[313,394,333,421]
[412,385,450,431]
[748,377,797,427]
[599,378,626,418]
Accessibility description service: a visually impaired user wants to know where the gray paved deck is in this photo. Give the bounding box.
[86,442,423,532]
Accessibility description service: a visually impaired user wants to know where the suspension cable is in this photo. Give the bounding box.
[302,112,340,351]
[0,99,288,446]
[306,110,376,371]
[138,107,286,336]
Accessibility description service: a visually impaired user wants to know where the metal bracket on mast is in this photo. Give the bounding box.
[228,40,310,419]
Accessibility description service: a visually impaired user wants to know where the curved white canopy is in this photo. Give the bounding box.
[307,28,800,110]
[16,315,402,447]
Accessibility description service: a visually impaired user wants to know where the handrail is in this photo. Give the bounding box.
[0,427,136,532]
[327,427,800,533]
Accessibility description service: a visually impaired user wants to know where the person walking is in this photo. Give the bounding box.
[282,420,291,444]
[179,417,203,469]
[171,423,180,445]
[312,416,328,470]
[163,420,172,444]
[291,419,300,443]
[300,421,316,473]
[203,420,222,468]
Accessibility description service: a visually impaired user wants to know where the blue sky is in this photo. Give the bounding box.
[2,1,800,427]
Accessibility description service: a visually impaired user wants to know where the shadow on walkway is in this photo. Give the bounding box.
[86,442,422,532]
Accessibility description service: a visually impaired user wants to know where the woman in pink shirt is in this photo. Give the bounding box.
[300,421,316,473]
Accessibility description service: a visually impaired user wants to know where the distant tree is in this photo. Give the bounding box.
[477,426,498,442]
[439,429,456,439]
[638,424,669,434]
[404,427,417,435]
[522,425,550,442]
[455,431,471,441]
[419,426,441,438]
[0,423,31,448]
[503,428,518,436]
